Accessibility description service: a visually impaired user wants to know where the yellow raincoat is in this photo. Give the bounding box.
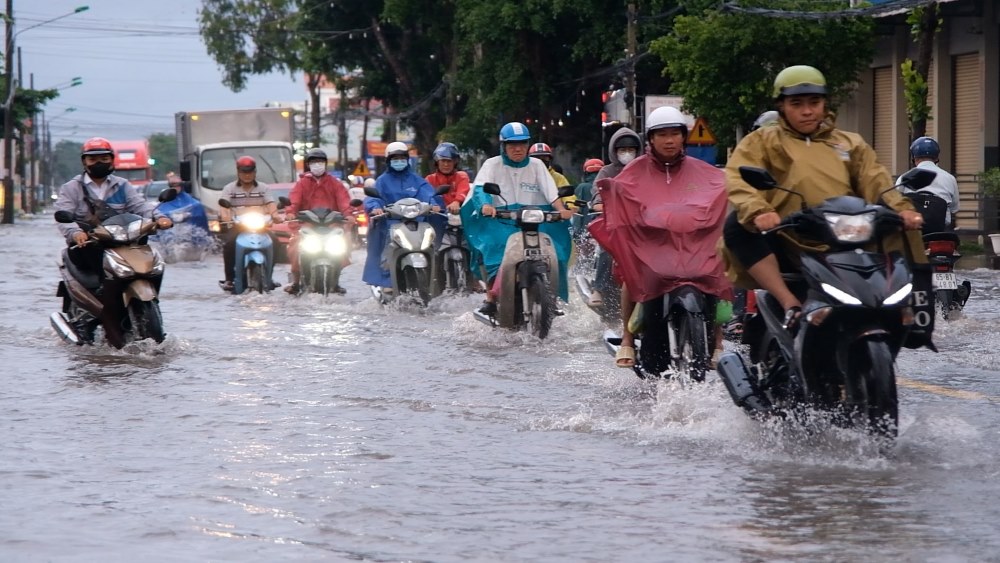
[720,113,925,288]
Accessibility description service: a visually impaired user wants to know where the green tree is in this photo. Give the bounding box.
[148,132,178,179]
[0,81,58,143]
[650,0,874,150]
[52,139,83,186]
[901,4,940,141]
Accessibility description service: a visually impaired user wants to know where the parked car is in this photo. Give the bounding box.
[143,180,170,201]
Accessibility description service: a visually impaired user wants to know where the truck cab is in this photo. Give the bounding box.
[113,140,153,190]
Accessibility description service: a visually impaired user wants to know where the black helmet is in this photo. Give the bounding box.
[613,135,641,150]
[305,148,328,162]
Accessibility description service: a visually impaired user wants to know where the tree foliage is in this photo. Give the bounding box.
[0,80,58,140]
[52,139,83,186]
[902,4,940,141]
[650,0,875,149]
[148,133,179,180]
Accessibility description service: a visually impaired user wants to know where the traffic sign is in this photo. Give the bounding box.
[688,117,717,145]
[352,160,370,177]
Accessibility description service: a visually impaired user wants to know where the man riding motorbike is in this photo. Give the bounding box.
[425,142,470,215]
[362,142,443,291]
[461,122,574,316]
[529,142,574,207]
[53,137,173,342]
[218,156,283,292]
[719,65,931,347]
[896,136,960,232]
[589,107,733,368]
[284,148,355,294]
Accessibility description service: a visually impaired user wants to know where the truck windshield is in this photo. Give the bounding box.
[114,169,149,182]
[200,147,296,190]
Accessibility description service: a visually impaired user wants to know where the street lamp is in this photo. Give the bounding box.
[2,4,90,224]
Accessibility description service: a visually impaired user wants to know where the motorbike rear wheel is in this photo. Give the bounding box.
[527,274,555,339]
[845,339,898,437]
[675,311,709,382]
[128,299,165,344]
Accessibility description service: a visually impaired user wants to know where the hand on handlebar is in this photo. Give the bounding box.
[72,231,90,247]
[481,204,496,217]
[447,201,462,214]
[370,207,385,217]
[753,211,782,232]
[156,217,173,230]
[899,209,924,231]
[558,208,574,221]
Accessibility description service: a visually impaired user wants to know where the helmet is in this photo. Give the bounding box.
[385,141,409,159]
[751,110,780,131]
[81,137,113,158]
[433,142,460,162]
[236,155,256,172]
[363,178,375,188]
[499,122,531,143]
[584,158,604,173]
[646,106,689,138]
[613,135,641,150]
[529,142,552,157]
[773,65,827,99]
[305,148,327,162]
[910,136,940,160]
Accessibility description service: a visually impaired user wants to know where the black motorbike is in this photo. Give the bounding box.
[716,166,938,437]
[904,191,971,319]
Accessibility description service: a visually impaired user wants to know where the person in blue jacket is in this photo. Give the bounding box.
[362,141,443,289]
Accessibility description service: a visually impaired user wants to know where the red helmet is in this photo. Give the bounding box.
[236,155,256,172]
[583,158,604,173]
[529,142,552,157]
[81,137,113,158]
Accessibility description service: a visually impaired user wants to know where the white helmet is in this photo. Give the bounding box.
[385,141,409,159]
[363,178,375,188]
[646,106,689,138]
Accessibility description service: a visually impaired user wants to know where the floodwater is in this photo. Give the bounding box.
[2,215,999,562]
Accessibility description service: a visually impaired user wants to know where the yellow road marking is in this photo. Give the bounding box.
[898,376,1000,402]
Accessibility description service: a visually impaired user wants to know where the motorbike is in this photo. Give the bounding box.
[904,191,972,319]
[218,199,277,294]
[150,189,213,263]
[603,286,718,381]
[348,187,368,248]
[436,211,479,294]
[471,182,565,339]
[290,204,355,296]
[716,165,938,437]
[51,188,178,348]
[363,185,449,305]
[571,205,621,324]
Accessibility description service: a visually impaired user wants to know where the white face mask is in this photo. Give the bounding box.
[617,149,637,165]
[309,162,326,176]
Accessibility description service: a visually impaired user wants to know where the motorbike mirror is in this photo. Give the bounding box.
[557,186,575,199]
[435,184,452,195]
[54,210,76,223]
[158,187,178,203]
[218,198,233,209]
[738,166,778,190]
[349,198,363,207]
[363,186,381,198]
[483,182,501,196]
[898,168,937,191]
[179,160,192,182]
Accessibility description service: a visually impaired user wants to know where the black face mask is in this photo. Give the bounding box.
[86,162,115,178]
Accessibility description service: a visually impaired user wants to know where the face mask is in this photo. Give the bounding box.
[86,162,115,178]
[617,150,637,166]
[389,159,408,172]
[309,162,326,176]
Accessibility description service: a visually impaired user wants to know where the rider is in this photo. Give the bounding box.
[575,158,604,207]
[461,122,574,316]
[720,65,929,344]
[586,127,643,308]
[362,141,443,290]
[283,148,355,294]
[218,156,283,292]
[54,137,173,341]
[529,142,573,207]
[896,136,960,231]
[589,107,733,368]
[425,142,470,214]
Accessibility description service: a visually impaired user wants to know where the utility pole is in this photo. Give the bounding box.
[3,0,16,224]
[626,2,638,130]
[17,44,26,212]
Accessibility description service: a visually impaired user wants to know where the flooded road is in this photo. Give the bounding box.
[2,215,999,561]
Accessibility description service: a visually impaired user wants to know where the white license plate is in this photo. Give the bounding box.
[932,272,958,290]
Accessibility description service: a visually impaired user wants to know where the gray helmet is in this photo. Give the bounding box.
[305,148,328,162]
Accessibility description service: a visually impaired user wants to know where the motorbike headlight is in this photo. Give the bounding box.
[447,214,462,227]
[301,234,323,254]
[392,229,414,250]
[399,204,421,219]
[520,209,546,224]
[240,212,267,232]
[825,212,875,243]
[209,219,221,233]
[883,282,913,306]
[325,234,348,255]
[821,282,863,305]
[104,251,135,278]
[421,227,435,250]
[105,224,129,242]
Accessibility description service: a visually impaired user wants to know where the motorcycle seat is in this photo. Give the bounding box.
[922,231,960,245]
[62,248,101,290]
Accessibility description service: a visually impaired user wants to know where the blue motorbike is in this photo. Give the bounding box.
[218,199,276,294]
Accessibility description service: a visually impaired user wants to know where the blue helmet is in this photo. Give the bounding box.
[499,122,531,143]
[910,136,940,160]
[433,142,460,162]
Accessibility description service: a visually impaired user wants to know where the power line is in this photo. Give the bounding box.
[720,0,939,19]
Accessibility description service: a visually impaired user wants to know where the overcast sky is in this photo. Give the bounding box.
[14,0,306,143]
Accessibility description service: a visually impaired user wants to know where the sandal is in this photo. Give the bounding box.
[783,306,803,332]
[284,283,300,294]
[220,280,234,292]
[615,344,636,368]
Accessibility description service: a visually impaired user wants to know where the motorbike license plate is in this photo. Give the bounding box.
[932,272,958,290]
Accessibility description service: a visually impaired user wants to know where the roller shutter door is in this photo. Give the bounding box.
[926,60,936,140]
[952,53,980,230]
[872,67,893,168]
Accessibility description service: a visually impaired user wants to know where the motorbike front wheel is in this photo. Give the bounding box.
[246,263,267,293]
[674,311,709,382]
[845,339,898,437]
[527,274,555,339]
[128,299,165,344]
[446,258,466,292]
[403,267,431,305]
[311,265,330,296]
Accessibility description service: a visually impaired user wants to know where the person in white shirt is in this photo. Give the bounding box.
[897,136,960,230]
